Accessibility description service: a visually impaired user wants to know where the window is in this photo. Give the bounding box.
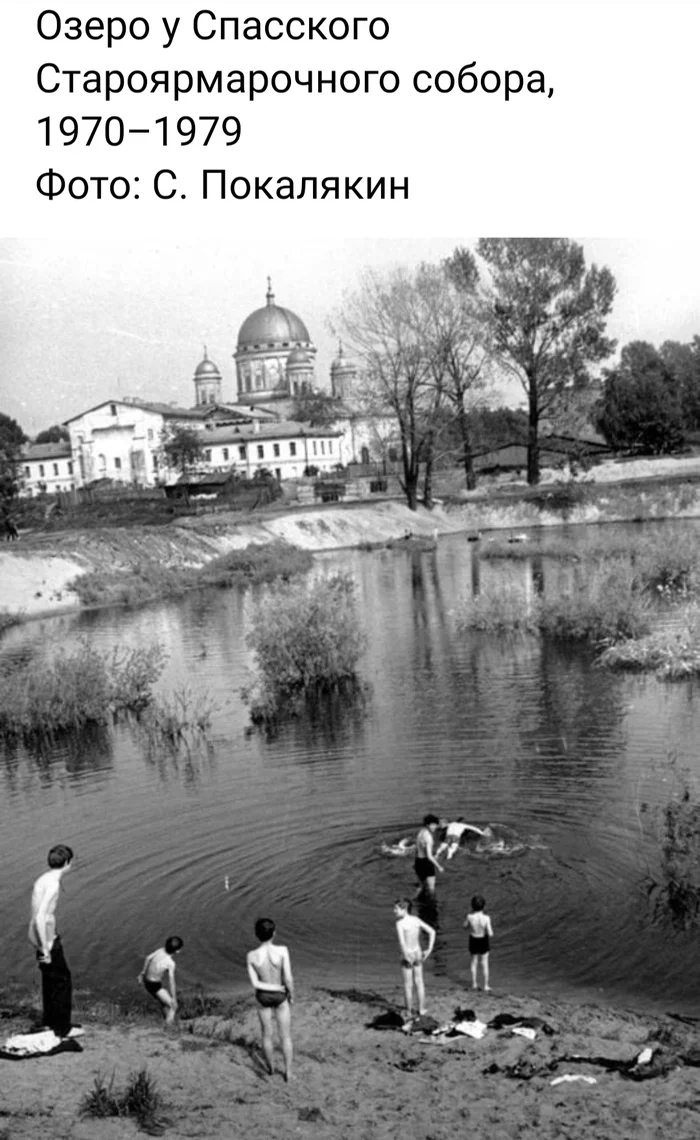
[110,403,117,416]
[53,463,59,476]
[67,461,73,474]
[39,464,45,477]
[257,445,264,459]
[114,457,122,470]
[275,468,281,480]
[238,445,246,461]
[205,449,212,462]
[328,441,333,454]
[320,441,325,455]
[312,441,317,456]
[222,448,229,461]
[273,443,280,458]
[289,442,297,457]
[24,466,30,477]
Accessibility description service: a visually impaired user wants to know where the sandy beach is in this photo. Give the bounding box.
[2,982,700,1139]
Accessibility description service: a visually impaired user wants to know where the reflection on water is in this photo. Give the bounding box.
[1,522,700,1014]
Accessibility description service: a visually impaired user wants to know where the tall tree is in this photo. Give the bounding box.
[660,337,700,430]
[0,412,27,513]
[595,340,684,454]
[35,424,69,444]
[291,389,342,427]
[334,267,437,510]
[160,424,204,477]
[476,238,616,484]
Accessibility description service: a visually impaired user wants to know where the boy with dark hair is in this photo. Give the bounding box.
[28,844,75,1039]
[414,814,444,898]
[246,918,294,1081]
[138,936,184,1026]
[464,894,494,991]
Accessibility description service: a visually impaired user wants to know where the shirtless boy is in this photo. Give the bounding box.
[246,918,295,1082]
[414,814,444,897]
[138,936,183,1026]
[394,898,436,1020]
[436,818,486,860]
[464,894,494,991]
[28,844,74,1039]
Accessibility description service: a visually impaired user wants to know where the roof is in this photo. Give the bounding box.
[237,284,311,350]
[200,421,342,445]
[23,442,72,461]
[64,398,205,425]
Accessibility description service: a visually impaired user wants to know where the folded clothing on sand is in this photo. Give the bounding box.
[1,1029,83,1060]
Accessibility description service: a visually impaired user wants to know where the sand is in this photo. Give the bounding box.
[2,985,700,1139]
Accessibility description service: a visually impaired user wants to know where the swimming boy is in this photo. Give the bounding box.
[414,814,444,898]
[394,898,436,1021]
[436,818,486,860]
[246,918,294,1082]
[138,936,183,1026]
[28,844,75,1039]
[463,894,493,991]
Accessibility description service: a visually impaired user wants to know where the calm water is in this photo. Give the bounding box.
[2,523,700,1015]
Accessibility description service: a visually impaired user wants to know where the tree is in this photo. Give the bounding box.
[291,389,342,427]
[0,412,27,513]
[476,238,616,484]
[334,266,438,510]
[595,341,684,454]
[660,338,700,430]
[160,424,205,477]
[35,424,69,444]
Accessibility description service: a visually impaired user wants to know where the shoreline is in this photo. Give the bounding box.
[3,979,700,1138]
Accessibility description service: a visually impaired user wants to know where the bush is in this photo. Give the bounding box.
[245,573,366,714]
[599,602,700,678]
[457,585,542,635]
[538,560,650,644]
[81,1069,165,1132]
[0,641,166,743]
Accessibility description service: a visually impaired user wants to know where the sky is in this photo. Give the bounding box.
[1,236,699,437]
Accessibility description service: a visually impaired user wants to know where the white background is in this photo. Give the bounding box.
[2,0,698,236]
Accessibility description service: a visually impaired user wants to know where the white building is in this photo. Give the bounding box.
[199,420,344,481]
[21,441,75,497]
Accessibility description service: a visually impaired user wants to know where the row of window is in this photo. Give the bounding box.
[204,439,332,462]
[26,461,74,478]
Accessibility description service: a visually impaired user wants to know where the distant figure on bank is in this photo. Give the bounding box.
[464,894,493,991]
[246,918,294,1082]
[414,814,444,898]
[436,818,486,860]
[28,844,75,1039]
[138,936,183,1026]
[394,898,436,1021]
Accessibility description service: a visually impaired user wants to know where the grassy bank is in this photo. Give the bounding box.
[70,540,313,610]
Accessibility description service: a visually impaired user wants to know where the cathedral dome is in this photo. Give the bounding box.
[238,282,311,350]
[194,353,220,376]
[287,348,311,367]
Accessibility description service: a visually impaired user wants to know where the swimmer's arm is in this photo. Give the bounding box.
[425,834,444,873]
[167,961,177,1004]
[396,921,410,958]
[245,955,286,994]
[33,882,58,960]
[486,916,494,937]
[137,952,152,983]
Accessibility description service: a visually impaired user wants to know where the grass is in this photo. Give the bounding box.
[645,761,700,930]
[457,584,542,635]
[70,541,313,610]
[81,1069,168,1133]
[141,688,215,745]
[599,603,700,678]
[0,641,167,744]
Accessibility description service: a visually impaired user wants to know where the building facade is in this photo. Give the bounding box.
[21,442,75,497]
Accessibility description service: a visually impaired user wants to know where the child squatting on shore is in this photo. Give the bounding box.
[464,895,493,991]
[394,899,436,1021]
[138,936,183,1025]
[246,918,294,1082]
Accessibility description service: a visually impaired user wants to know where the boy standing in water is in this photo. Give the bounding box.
[394,898,436,1021]
[247,918,294,1082]
[464,895,493,991]
[138,936,183,1026]
[413,814,444,898]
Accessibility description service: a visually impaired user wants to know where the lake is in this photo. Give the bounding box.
[2,522,700,1016]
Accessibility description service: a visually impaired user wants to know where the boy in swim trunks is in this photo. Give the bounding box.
[414,814,444,898]
[246,918,294,1081]
[138,936,183,1026]
[436,818,486,860]
[394,898,436,1021]
[464,895,493,991]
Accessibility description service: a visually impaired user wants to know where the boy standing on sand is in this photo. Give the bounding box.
[138,936,183,1026]
[394,898,436,1021]
[28,844,75,1040]
[246,918,294,1082]
[464,894,493,991]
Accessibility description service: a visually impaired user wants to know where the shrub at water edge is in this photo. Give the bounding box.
[538,560,650,643]
[0,641,167,743]
[599,603,700,678]
[457,584,542,635]
[244,572,367,717]
[644,761,700,929]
